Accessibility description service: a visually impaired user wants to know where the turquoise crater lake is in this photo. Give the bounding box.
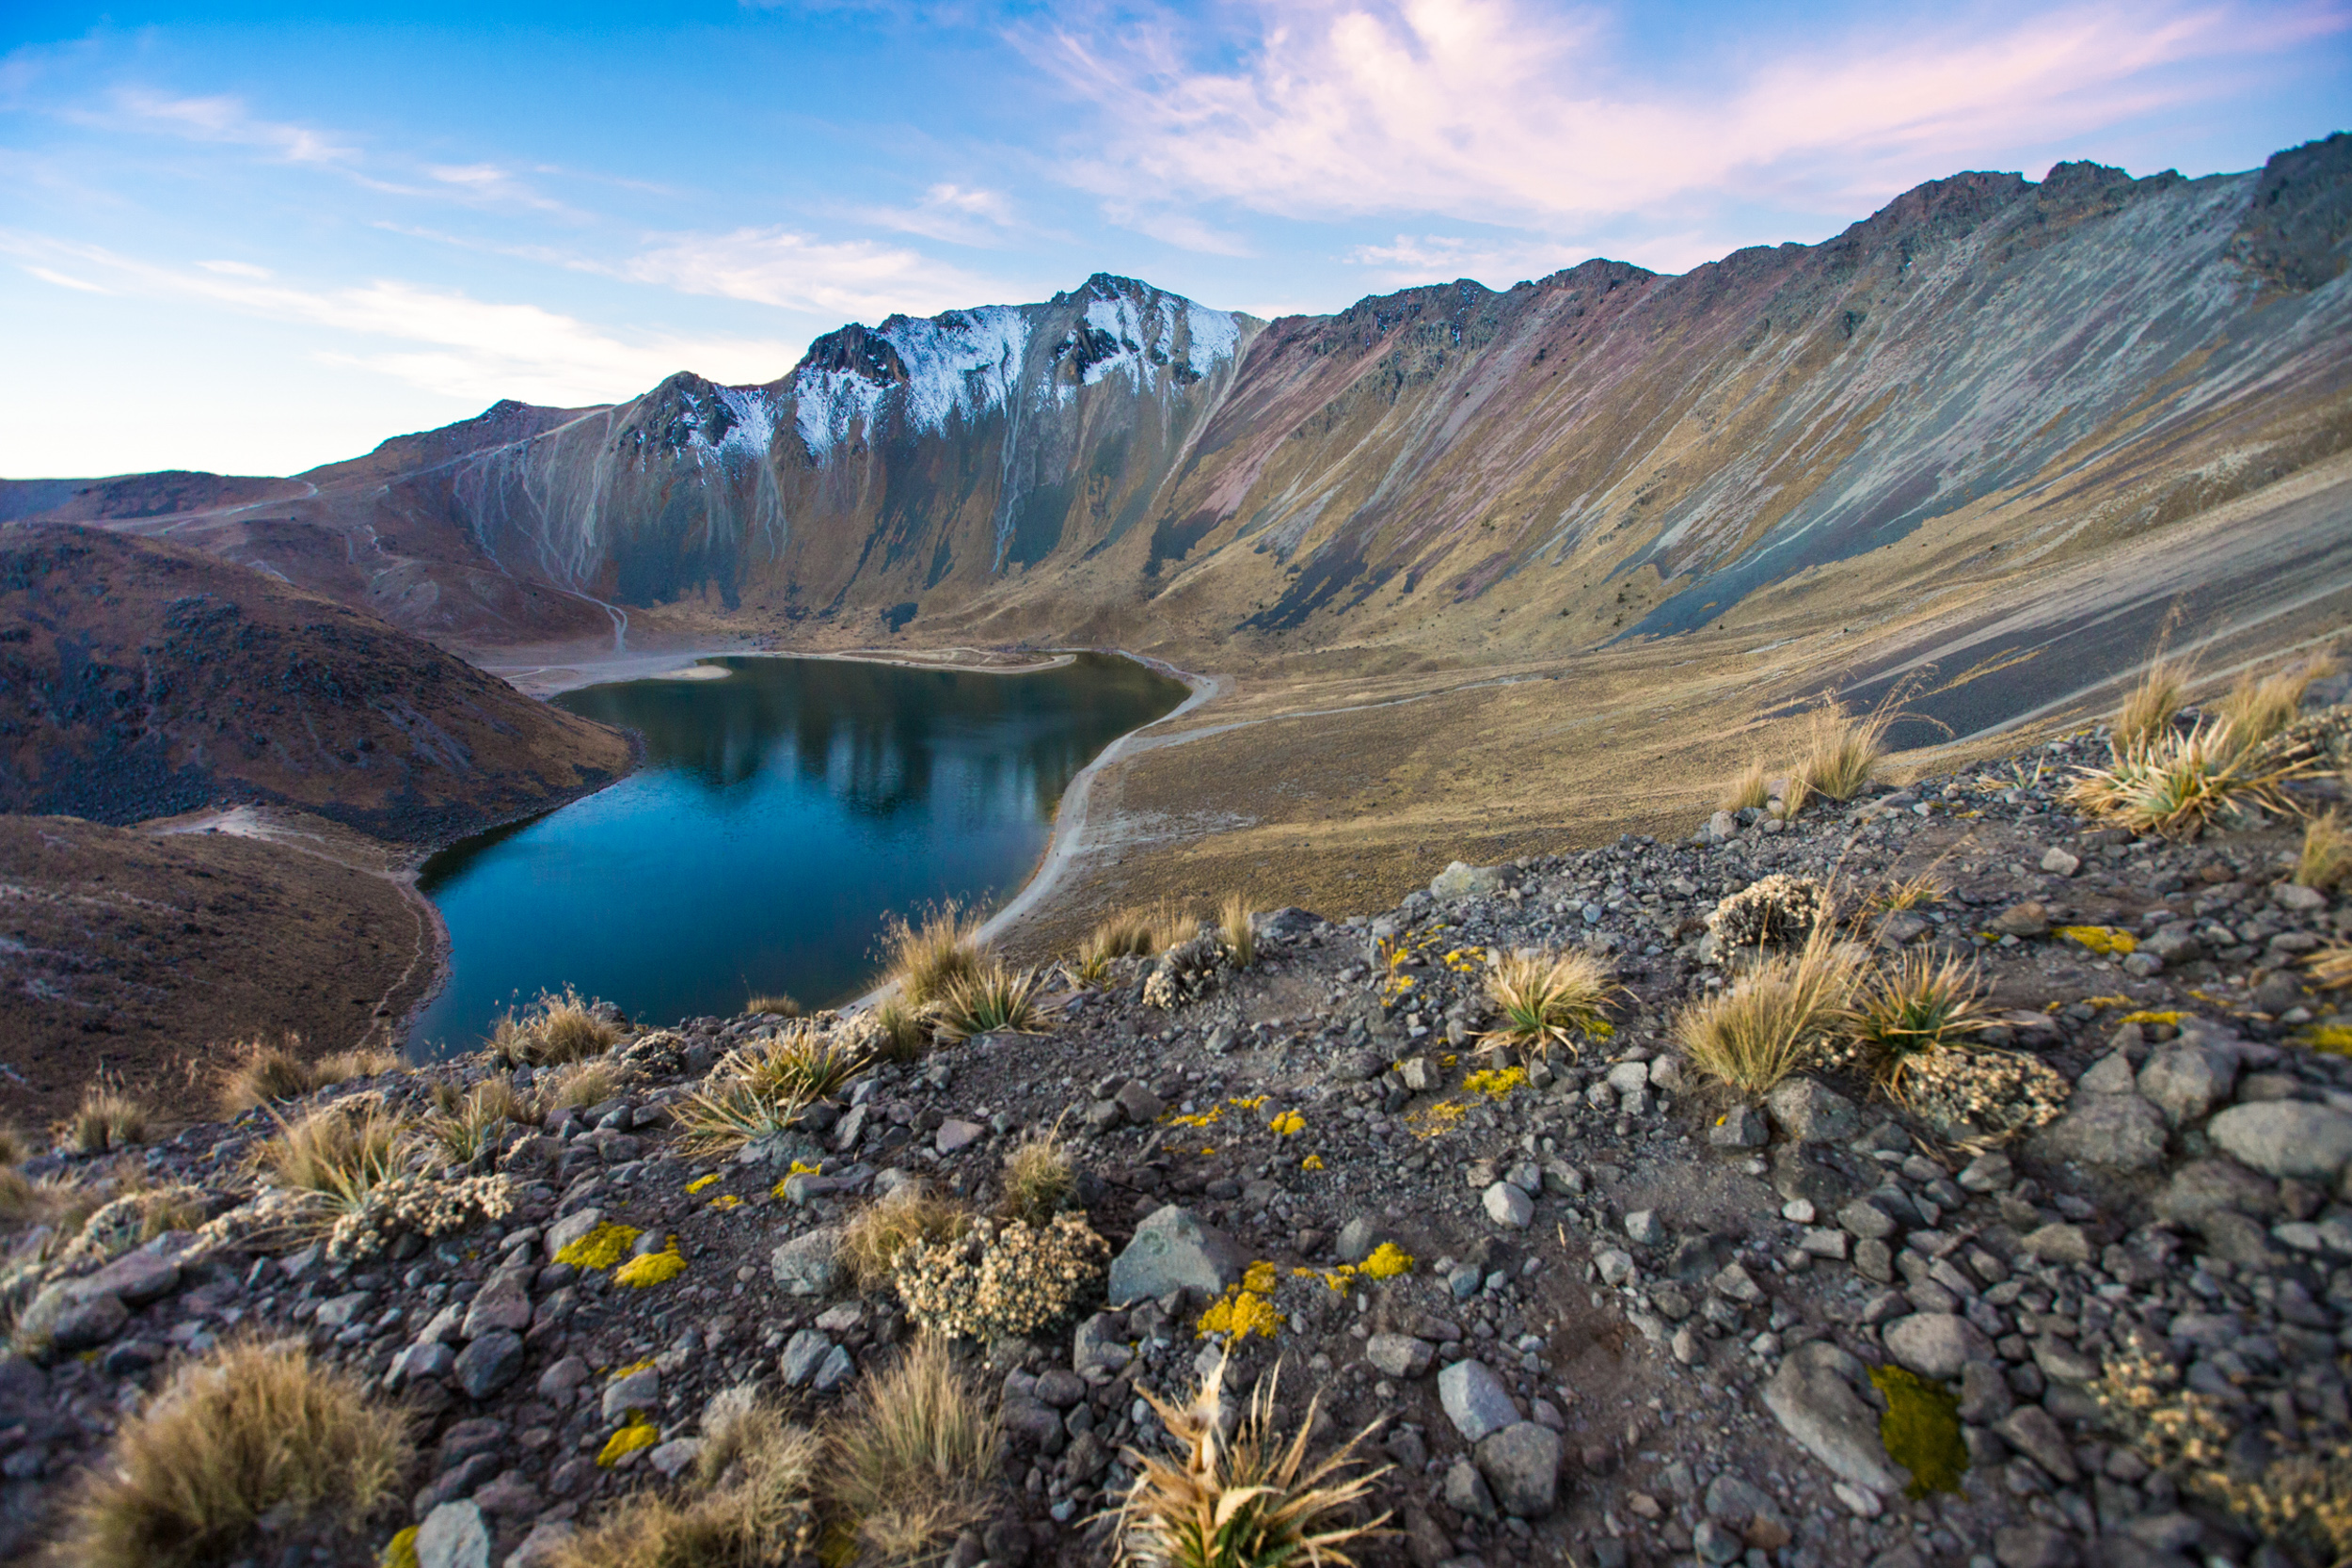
[405,653,1188,1057]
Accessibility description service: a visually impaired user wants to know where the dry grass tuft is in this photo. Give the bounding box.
[257,1102,408,1213]
[1791,700,1895,805]
[58,1338,411,1568]
[675,1030,865,1156]
[2308,946,2352,992]
[745,992,803,1019]
[1218,893,1258,970]
[930,964,1045,1043]
[66,1077,154,1154]
[1721,757,1771,814]
[840,1183,973,1291]
[826,1333,999,1565]
[487,987,617,1067]
[552,1388,819,1568]
[999,1128,1075,1225]
[2115,648,2195,751]
[2213,658,2329,758]
[738,1029,867,1104]
[2298,810,2352,891]
[1674,926,1863,1098]
[864,996,930,1063]
[218,1038,403,1117]
[882,902,987,1008]
[1080,908,1158,974]
[544,1058,623,1112]
[1868,871,1948,911]
[1482,947,1617,1060]
[425,1078,528,1169]
[0,1124,24,1167]
[1114,1354,1391,1568]
[0,1166,99,1232]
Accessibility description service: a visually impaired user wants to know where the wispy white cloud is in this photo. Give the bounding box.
[1027,0,2350,238]
[618,226,1005,320]
[0,231,802,404]
[107,87,359,167]
[854,182,1021,245]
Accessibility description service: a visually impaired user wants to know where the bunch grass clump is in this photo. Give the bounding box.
[2213,657,2328,758]
[1217,894,1258,970]
[550,1386,820,1568]
[1868,872,1947,911]
[217,1037,403,1117]
[257,1101,409,1218]
[1838,949,1994,1097]
[1792,698,1895,804]
[545,1057,624,1111]
[999,1127,1075,1224]
[57,1338,411,1568]
[67,1076,154,1154]
[840,1183,973,1291]
[1720,757,1771,814]
[2115,647,2194,751]
[739,1028,867,1104]
[862,995,930,1062]
[1113,1355,1391,1568]
[826,1334,999,1564]
[674,1027,867,1156]
[487,987,617,1067]
[1674,926,1862,1097]
[2299,810,2352,891]
[425,1078,528,1169]
[1481,946,1617,1059]
[930,963,1045,1042]
[882,902,987,1008]
[744,991,803,1018]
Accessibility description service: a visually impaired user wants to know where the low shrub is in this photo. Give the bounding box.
[1674,926,1861,1097]
[930,963,1045,1042]
[826,1334,999,1565]
[1481,946,1617,1059]
[840,1184,972,1291]
[1114,1354,1390,1568]
[1707,873,1828,949]
[57,1338,411,1568]
[893,1213,1108,1342]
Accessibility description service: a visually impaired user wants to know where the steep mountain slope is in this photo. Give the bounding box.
[19,136,2346,674]
[0,525,632,842]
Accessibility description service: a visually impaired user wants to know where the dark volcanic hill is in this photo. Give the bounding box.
[0,525,631,842]
[14,135,2347,675]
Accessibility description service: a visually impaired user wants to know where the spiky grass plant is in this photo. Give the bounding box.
[1218,894,1258,970]
[739,1028,868,1104]
[999,1128,1075,1225]
[486,987,616,1067]
[2298,810,2352,891]
[930,963,1045,1043]
[1839,949,1993,1101]
[826,1334,999,1565]
[864,995,930,1063]
[67,1077,154,1154]
[58,1338,412,1568]
[1113,1355,1391,1568]
[425,1079,526,1170]
[1481,946,1618,1060]
[673,1077,810,1158]
[1792,699,1895,804]
[1869,872,1948,911]
[1721,757,1771,814]
[2213,658,2328,759]
[839,1184,973,1291]
[881,902,987,1008]
[745,992,803,1019]
[256,1102,409,1223]
[2064,722,2311,838]
[0,1165,98,1232]
[552,1386,820,1568]
[1673,925,1863,1098]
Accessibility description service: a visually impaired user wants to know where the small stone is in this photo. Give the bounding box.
[2030,1093,2169,1171]
[1033,1368,1087,1408]
[1474,1422,1562,1518]
[1438,1358,1519,1444]
[2210,1102,2352,1180]
[2040,848,2080,877]
[1993,1522,2074,1568]
[1624,1209,1666,1245]
[1594,1248,1635,1287]
[2137,1044,2238,1127]
[1990,902,2049,938]
[1762,1341,1901,1495]
[1836,1199,1899,1242]
[85,1250,181,1307]
[1443,1457,1498,1520]
[1606,1061,1651,1094]
[503,1520,577,1568]
[2019,1223,2092,1266]
[545,1209,606,1257]
[648,1438,702,1479]
[1883,1313,1993,1382]
[1398,1056,1442,1093]
[1115,1082,1165,1123]
[934,1119,985,1155]
[2076,1053,2137,1094]
[1995,1404,2080,1482]
[1708,1105,1769,1148]
[461,1273,533,1339]
[48,1292,128,1354]
[389,1340,456,1389]
[415,1499,491,1568]
[1107,1206,1247,1305]
[770,1227,846,1296]
[453,1333,525,1401]
[1073,1313,1131,1373]
[1334,1217,1390,1263]
[1366,1334,1435,1379]
[1482,1181,1534,1228]
[780,1330,831,1388]
[1764,1079,1861,1144]
[1709,1263,1762,1305]
[812,1344,855,1393]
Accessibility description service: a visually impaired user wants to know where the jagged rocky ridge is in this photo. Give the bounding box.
[21,137,2350,661]
[9,678,2352,1565]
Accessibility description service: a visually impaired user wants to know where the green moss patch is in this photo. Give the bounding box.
[1870,1363,1968,1497]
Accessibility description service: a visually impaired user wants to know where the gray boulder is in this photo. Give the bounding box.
[1883,1313,1993,1381]
[1764,1079,1862,1144]
[2030,1093,2168,1171]
[1438,1359,1518,1444]
[1475,1422,1562,1517]
[1431,863,1504,901]
[1366,1334,1434,1379]
[1443,1458,1498,1520]
[770,1227,846,1296]
[461,1272,532,1339]
[1761,1341,1901,1495]
[2210,1102,2352,1180]
[602,1366,660,1420]
[453,1332,524,1400]
[1106,1206,1246,1305]
[84,1250,182,1307]
[1334,1216,1390,1264]
[544,1208,605,1256]
[2137,1044,2239,1127]
[1482,1181,1534,1229]
[416,1499,491,1568]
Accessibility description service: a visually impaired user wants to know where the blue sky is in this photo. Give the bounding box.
[4,0,2346,478]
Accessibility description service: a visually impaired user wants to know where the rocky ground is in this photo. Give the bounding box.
[8,690,2352,1568]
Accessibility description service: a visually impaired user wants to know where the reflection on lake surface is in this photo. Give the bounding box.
[405,653,1187,1057]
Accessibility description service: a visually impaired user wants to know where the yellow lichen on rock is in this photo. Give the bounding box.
[555,1221,642,1271]
[1870,1364,1967,1497]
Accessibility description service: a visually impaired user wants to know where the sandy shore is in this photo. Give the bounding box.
[485,643,1077,698]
